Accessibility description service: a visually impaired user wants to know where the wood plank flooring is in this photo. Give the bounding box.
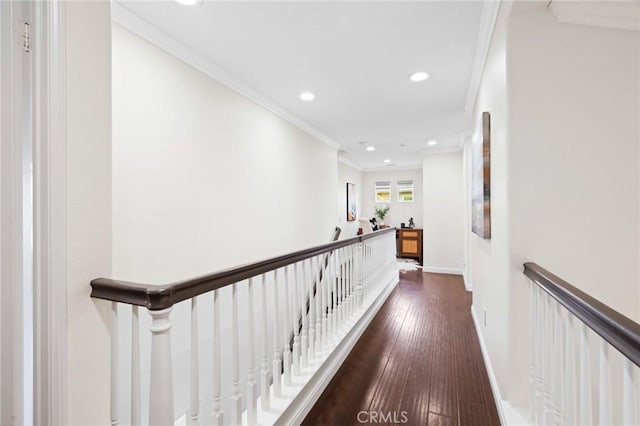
[302,270,500,426]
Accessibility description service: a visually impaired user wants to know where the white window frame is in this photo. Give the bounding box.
[397,180,414,203]
[374,181,391,203]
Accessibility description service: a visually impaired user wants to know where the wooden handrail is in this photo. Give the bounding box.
[91,227,396,310]
[524,262,640,367]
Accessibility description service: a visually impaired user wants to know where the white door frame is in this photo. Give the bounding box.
[1,1,67,425]
[32,2,67,425]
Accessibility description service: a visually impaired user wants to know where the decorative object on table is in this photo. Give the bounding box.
[346,182,357,222]
[373,204,390,225]
[369,217,379,231]
[408,217,415,229]
[472,111,491,239]
[400,222,406,228]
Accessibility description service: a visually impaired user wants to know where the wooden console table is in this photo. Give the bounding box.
[397,228,423,265]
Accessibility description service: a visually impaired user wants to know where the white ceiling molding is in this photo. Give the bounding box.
[549,0,640,32]
[338,156,362,172]
[361,165,423,173]
[464,0,502,112]
[420,145,464,157]
[111,2,341,150]
[420,134,465,156]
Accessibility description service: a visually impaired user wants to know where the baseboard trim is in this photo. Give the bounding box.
[278,271,400,425]
[463,273,472,292]
[422,266,464,275]
[470,305,508,426]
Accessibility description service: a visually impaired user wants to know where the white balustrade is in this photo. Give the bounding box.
[212,290,223,426]
[526,273,640,426]
[282,266,292,387]
[148,307,174,426]
[272,269,282,398]
[259,274,270,411]
[111,303,119,426]
[190,299,198,425]
[102,229,398,426]
[246,278,257,425]
[132,305,141,426]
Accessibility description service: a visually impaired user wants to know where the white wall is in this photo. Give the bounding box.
[65,2,112,425]
[507,6,640,406]
[111,24,338,422]
[337,161,362,238]
[467,0,511,401]
[422,153,465,274]
[468,1,640,411]
[361,168,423,228]
[112,24,338,285]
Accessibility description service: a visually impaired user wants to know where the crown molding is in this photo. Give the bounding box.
[337,156,363,172]
[420,144,464,157]
[549,0,639,32]
[465,0,502,112]
[360,164,422,173]
[111,1,341,150]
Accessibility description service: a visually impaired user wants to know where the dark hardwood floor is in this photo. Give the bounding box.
[302,270,500,426]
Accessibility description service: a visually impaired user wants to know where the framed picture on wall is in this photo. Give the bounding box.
[346,183,357,221]
[472,111,491,239]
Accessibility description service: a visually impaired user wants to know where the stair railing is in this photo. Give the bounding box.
[91,227,397,426]
[524,263,640,425]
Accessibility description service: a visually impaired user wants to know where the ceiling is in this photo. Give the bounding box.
[115,1,484,170]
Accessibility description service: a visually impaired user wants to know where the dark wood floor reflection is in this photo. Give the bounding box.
[302,270,500,426]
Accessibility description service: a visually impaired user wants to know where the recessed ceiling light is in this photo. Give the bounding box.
[383,159,391,163]
[175,0,202,5]
[409,71,429,82]
[300,92,315,101]
[366,146,376,152]
[427,140,438,146]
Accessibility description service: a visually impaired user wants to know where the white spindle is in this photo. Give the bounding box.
[331,251,338,341]
[528,283,537,424]
[307,258,316,360]
[541,293,552,423]
[111,302,119,426]
[212,291,223,425]
[535,287,544,424]
[549,300,562,424]
[301,260,310,366]
[230,284,242,425]
[131,305,140,426]
[148,307,174,426]
[315,256,322,354]
[598,340,611,426]
[318,257,330,348]
[563,311,576,426]
[247,278,257,425]
[337,248,343,329]
[260,274,270,411]
[292,263,301,376]
[273,269,282,398]
[552,301,564,424]
[189,299,199,425]
[622,358,638,425]
[324,254,332,347]
[578,322,592,425]
[283,266,292,387]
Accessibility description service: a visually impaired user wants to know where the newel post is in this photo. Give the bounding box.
[148,307,175,426]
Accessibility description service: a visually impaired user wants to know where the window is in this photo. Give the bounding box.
[397,180,414,202]
[375,181,391,203]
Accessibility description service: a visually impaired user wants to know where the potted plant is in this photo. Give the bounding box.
[374,204,390,226]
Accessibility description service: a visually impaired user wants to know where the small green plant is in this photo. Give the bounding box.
[374,204,390,221]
